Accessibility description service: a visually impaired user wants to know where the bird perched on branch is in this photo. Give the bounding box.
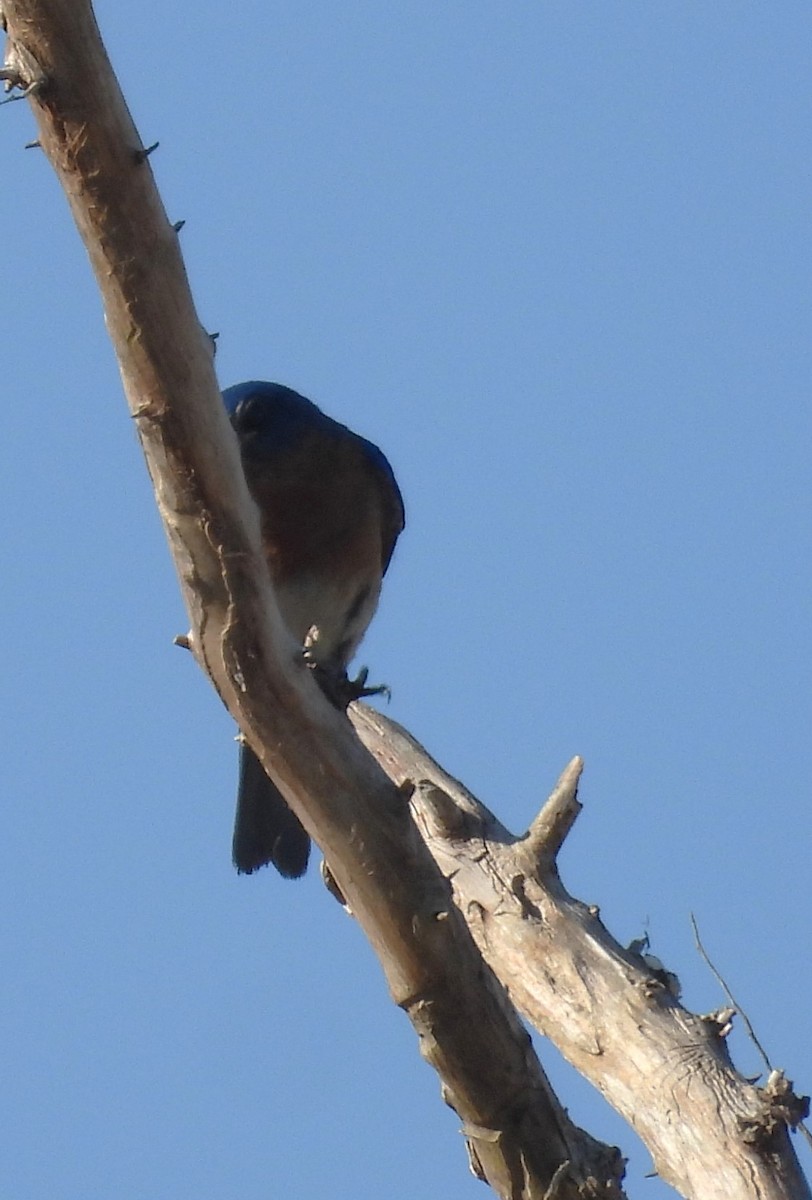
[222,381,405,878]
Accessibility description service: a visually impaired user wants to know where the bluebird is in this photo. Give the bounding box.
[222,381,405,878]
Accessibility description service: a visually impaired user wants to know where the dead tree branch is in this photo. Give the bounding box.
[2,4,808,1198]
[351,707,811,1200]
[1,2,622,1197]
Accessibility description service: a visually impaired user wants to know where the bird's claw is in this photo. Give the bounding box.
[349,667,391,703]
[305,658,390,710]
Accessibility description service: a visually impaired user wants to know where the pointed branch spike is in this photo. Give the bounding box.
[520,756,584,869]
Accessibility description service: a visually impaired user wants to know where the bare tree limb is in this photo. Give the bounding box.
[3,4,808,1198]
[0,3,623,1197]
[351,706,811,1200]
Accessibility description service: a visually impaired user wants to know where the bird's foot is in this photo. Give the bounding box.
[346,666,392,703]
[302,628,390,709]
[307,661,390,711]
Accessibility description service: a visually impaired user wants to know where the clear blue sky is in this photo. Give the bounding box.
[1,5,809,1197]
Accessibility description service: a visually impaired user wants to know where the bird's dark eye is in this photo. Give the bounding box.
[232,396,268,436]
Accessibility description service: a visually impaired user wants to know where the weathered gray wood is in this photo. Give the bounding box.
[1,4,625,1196]
[352,706,811,1200]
